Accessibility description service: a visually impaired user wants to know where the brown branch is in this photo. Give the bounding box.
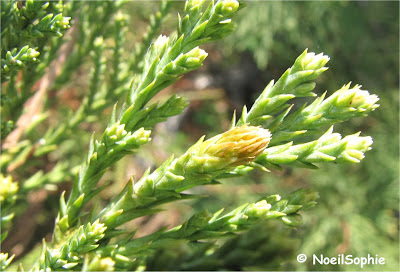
[4,24,78,172]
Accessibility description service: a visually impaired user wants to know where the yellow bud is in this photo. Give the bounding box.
[200,125,271,166]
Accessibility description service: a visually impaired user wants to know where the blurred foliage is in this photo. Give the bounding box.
[224,1,398,89]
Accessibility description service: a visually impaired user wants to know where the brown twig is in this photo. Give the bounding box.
[4,24,78,172]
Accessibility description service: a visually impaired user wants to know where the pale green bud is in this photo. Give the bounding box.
[163,47,208,77]
[0,253,15,271]
[51,13,71,29]
[94,37,104,48]
[89,219,107,237]
[284,83,380,132]
[303,52,330,70]
[88,256,115,271]
[292,50,329,74]
[4,46,40,67]
[345,134,373,152]
[349,88,380,111]
[335,84,379,113]
[337,133,373,163]
[215,0,240,17]
[114,11,129,25]
[185,0,205,13]
[105,123,128,143]
[154,35,169,52]
[246,200,272,218]
[179,47,208,69]
[0,174,18,205]
[24,47,40,61]
[104,124,151,148]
